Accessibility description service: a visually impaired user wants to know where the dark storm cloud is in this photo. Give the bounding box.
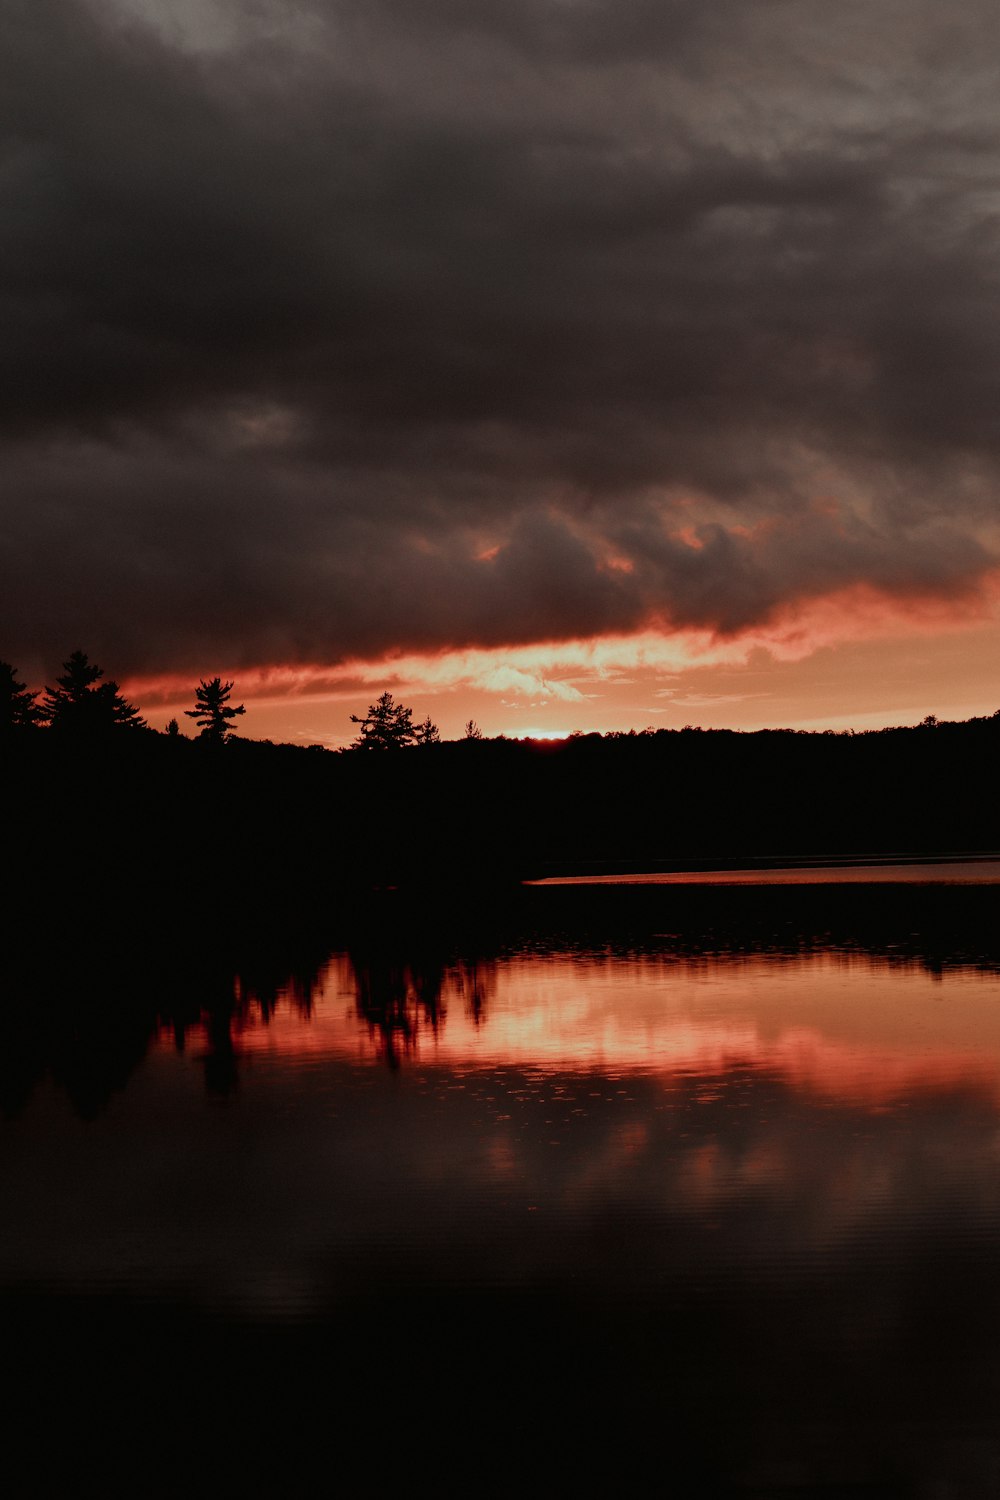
[3,0,1000,677]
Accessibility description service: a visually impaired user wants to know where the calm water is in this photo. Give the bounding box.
[5,873,1000,1494]
[529,854,1000,885]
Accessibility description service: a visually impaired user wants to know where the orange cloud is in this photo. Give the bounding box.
[125,567,1000,708]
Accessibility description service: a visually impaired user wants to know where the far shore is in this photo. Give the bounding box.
[526,852,1000,886]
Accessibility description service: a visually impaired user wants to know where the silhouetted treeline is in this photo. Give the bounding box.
[485,713,1000,874]
[3,711,1000,932]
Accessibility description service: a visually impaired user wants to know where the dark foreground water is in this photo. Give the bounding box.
[4,873,1000,1496]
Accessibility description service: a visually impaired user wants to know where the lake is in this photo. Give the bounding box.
[4,870,1000,1494]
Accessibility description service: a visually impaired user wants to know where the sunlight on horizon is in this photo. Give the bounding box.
[123,583,1000,746]
[510,728,572,741]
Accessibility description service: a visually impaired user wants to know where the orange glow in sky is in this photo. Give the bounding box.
[125,573,1000,746]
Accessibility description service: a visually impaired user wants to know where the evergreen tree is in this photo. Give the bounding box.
[350,692,415,749]
[44,651,146,734]
[413,715,440,745]
[185,678,246,743]
[464,719,483,740]
[0,660,45,733]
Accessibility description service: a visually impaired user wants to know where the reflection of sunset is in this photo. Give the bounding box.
[168,950,1000,1110]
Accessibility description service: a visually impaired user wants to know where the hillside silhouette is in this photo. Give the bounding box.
[3,703,1000,935]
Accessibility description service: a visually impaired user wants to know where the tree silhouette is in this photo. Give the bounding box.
[185,678,246,743]
[413,715,440,745]
[464,719,483,740]
[44,651,145,734]
[350,691,415,749]
[0,661,45,733]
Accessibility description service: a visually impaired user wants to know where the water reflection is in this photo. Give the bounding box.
[5,882,1000,1491]
[194,947,1000,1112]
[4,879,1000,1115]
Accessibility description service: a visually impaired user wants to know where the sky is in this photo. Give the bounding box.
[4,0,1000,744]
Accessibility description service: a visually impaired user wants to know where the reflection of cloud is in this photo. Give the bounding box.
[564,1120,651,1206]
[767,1027,1000,1108]
[10,945,1000,1329]
[216,949,1000,1110]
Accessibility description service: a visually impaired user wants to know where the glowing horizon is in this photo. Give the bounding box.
[122,577,1000,746]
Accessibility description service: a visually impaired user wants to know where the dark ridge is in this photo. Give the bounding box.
[2,709,1000,930]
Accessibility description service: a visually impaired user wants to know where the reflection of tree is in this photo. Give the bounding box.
[349,947,444,1068]
[9,880,1000,1120]
[173,951,329,1095]
[457,958,497,1026]
[346,934,495,1064]
[0,949,155,1121]
[0,929,335,1118]
[235,952,325,1023]
[202,994,239,1095]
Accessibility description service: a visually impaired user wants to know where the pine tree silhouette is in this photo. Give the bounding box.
[44,651,146,734]
[0,661,45,733]
[185,678,246,742]
[413,715,440,745]
[350,691,416,749]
